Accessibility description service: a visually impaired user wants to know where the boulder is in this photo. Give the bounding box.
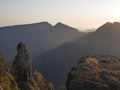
[66,54,120,90]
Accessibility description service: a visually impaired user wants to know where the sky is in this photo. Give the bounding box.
[0,0,120,30]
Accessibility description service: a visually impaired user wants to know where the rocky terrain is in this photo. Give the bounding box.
[35,22,120,86]
[66,54,120,90]
[0,53,19,90]
[0,42,54,90]
[2,21,120,88]
[11,42,54,90]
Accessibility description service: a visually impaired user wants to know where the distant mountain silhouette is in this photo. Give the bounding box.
[0,22,84,60]
[33,22,120,86]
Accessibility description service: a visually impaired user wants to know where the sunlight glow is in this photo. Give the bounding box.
[0,0,120,30]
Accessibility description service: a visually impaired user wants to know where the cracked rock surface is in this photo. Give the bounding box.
[66,54,120,90]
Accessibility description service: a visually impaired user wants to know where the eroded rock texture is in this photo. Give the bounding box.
[0,53,19,90]
[66,54,120,90]
[11,42,54,90]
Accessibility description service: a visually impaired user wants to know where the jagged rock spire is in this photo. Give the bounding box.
[11,42,55,90]
[11,42,33,82]
[17,42,26,53]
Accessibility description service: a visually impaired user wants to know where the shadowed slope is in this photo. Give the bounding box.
[34,22,120,86]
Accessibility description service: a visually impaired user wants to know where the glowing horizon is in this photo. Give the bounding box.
[0,0,120,30]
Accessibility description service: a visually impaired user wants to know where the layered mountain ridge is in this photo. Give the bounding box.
[0,22,84,61]
[1,21,120,88]
[34,22,120,86]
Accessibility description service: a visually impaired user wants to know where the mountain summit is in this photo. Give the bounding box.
[96,22,120,33]
[0,21,84,61]
[33,21,120,86]
[55,22,64,26]
[53,22,79,32]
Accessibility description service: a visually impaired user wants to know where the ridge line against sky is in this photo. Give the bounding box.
[0,0,120,30]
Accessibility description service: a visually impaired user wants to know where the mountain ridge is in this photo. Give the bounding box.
[0,22,52,29]
[53,22,79,32]
[33,21,120,87]
[0,21,84,61]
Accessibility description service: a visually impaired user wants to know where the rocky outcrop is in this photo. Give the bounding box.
[0,53,19,90]
[11,42,54,90]
[66,54,120,90]
[11,42,33,83]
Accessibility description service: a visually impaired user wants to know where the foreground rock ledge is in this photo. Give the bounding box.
[66,54,120,90]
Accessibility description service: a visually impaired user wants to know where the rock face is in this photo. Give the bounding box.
[11,42,33,83]
[66,54,120,90]
[11,42,54,90]
[0,53,19,90]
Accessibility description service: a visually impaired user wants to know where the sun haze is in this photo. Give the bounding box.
[0,0,120,30]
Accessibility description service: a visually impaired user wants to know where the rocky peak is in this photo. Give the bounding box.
[55,22,63,26]
[66,54,120,90]
[16,42,31,61]
[54,22,70,28]
[96,22,120,33]
[17,42,26,53]
[11,42,54,90]
[11,42,33,82]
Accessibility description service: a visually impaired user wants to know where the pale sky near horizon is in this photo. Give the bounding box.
[0,0,120,30]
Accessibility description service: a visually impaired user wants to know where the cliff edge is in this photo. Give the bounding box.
[66,54,120,90]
